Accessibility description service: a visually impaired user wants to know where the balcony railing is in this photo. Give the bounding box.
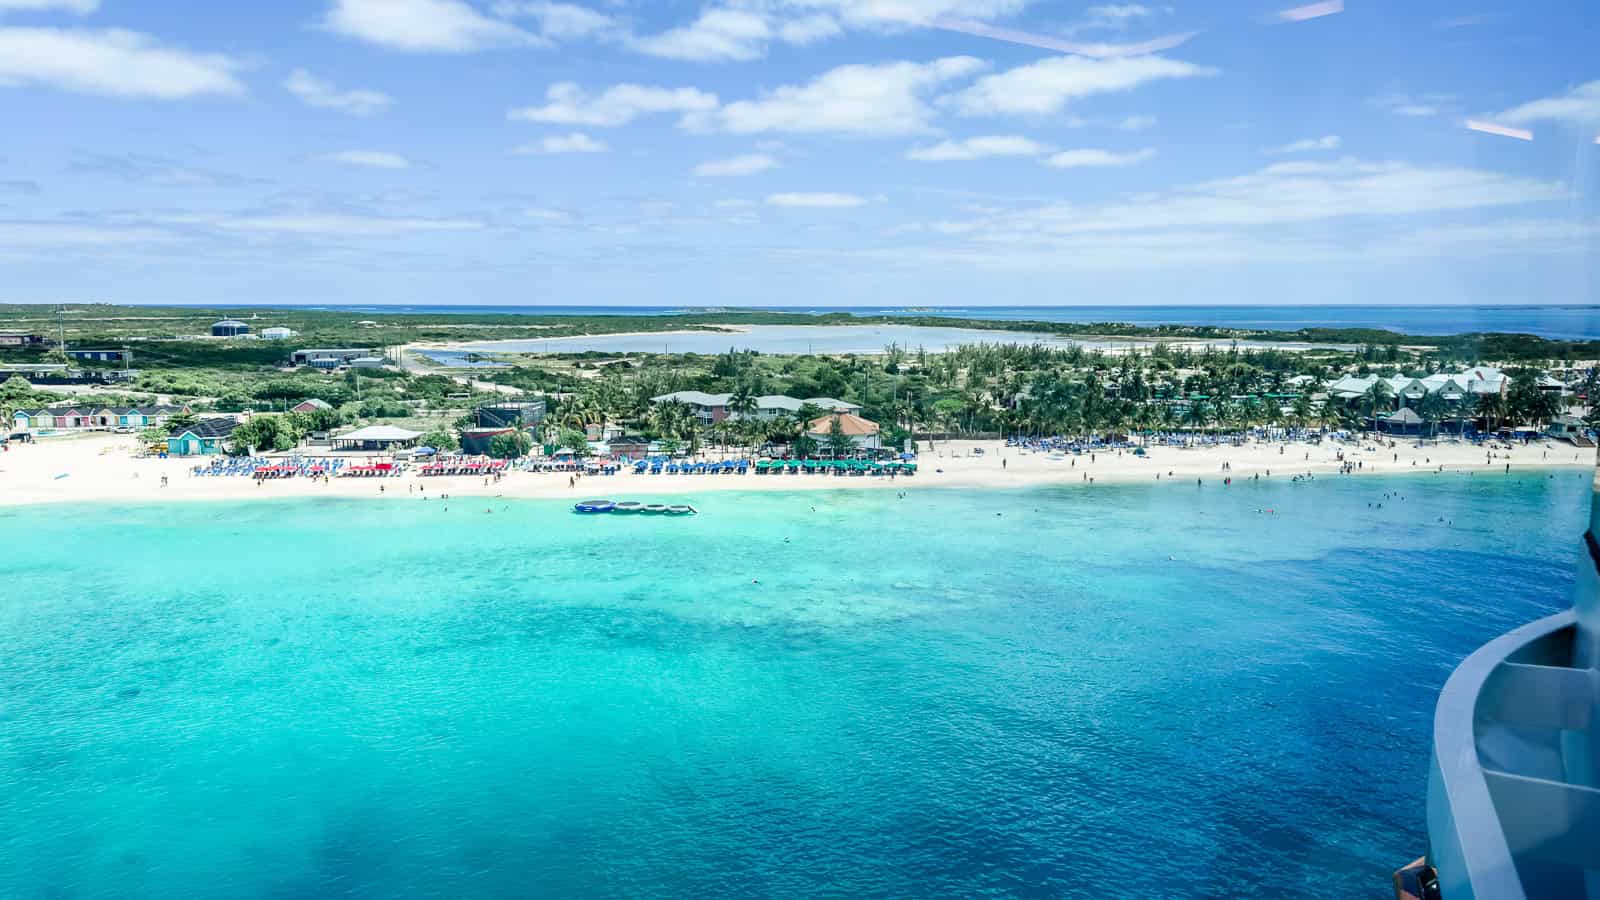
[1416,478,1600,899]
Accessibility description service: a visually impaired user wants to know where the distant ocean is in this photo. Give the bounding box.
[1,476,1586,898]
[185,304,1600,341]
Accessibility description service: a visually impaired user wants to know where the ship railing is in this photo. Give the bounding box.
[1426,609,1599,899]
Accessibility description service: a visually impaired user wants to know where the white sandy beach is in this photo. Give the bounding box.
[0,433,1587,507]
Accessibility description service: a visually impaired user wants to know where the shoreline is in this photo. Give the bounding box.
[0,434,1585,509]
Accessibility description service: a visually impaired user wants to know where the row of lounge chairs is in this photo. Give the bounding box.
[753,459,917,476]
[192,457,351,478]
[633,459,752,475]
[417,458,509,477]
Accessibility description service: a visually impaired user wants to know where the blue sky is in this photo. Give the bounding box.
[0,0,1596,307]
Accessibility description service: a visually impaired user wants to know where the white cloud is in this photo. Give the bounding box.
[320,150,411,169]
[950,54,1216,117]
[791,0,1031,28]
[694,153,779,176]
[0,27,243,98]
[1044,147,1155,168]
[492,1,617,40]
[715,198,755,209]
[1494,81,1600,128]
[1265,134,1340,154]
[321,0,536,52]
[524,206,574,221]
[224,214,481,235]
[508,81,719,127]
[1117,114,1156,130]
[0,222,173,246]
[618,1,1023,61]
[515,132,609,154]
[906,134,1049,161]
[778,14,841,43]
[1373,92,1453,118]
[0,0,98,13]
[920,158,1565,238]
[767,192,866,208]
[628,7,771,62]
[140,211,483,236]
[711,56,984,137]
[284,68,393,116]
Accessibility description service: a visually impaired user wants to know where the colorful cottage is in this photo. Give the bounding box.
[11,404,190,433]
[167,419,240,456]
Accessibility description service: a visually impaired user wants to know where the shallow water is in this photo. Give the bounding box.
[452,324,1346,358]
[0,474,1587,898]
[255,304,1600,341]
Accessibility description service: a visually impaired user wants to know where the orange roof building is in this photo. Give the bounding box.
[804,413,882,449]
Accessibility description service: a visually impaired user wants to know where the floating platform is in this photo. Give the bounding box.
[573,500,696,516]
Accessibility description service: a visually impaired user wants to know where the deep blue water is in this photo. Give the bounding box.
[0,474,1587,899]
[172,304,1600,340]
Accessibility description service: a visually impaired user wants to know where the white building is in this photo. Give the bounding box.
[650,391,862,425]
[261,327,297,340]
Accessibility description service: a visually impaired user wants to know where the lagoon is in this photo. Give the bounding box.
[0,475,1586,898]
[447,324,1344,358]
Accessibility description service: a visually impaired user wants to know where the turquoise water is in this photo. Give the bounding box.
[0,474,1587,898]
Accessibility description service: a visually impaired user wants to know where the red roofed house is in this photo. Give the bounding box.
[804,412,881,451]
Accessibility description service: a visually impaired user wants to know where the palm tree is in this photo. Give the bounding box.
[729,385,758,421]
[1417,391,1448,439]
[1291,394,1314,432]
[1474,392,1507,435]
[1360,380,1395,431]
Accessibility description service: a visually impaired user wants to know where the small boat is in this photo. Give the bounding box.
[614,501,643,514]
[573,500,615,514]
[665,504,697,516]
[641,504,668,515]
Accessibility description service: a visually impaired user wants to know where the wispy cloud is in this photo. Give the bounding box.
[906,135,1049,161]
[627,7,772,62]
[0,179,41,195]
[0,27,243,98]
[906,158,1564,239]
[134,210,484,236]
[508,82,718,127]
[710,57,985,137]
[1373,92,1455,118]
[319,150,411,169]
[694,153,779,176]
[321,0,537,52]
[0,221,176,246]
[1044,147,1155,168]
[1273,1,1343,23]
[524,206,575,222]
[1265,135,1339,154]
[492,1,619,40]
[767,192,866,208]
[515,132,609,154]
[0,0,99,13]
[949,53,1216,117]
[284,68,392,116]
[1493,80,1600,128]
[64,152,267,187]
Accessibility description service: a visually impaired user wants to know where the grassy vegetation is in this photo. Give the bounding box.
[0,304,1587,449]
[4,303,1597,363]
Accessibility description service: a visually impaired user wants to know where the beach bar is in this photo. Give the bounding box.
[330,425,422,452]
